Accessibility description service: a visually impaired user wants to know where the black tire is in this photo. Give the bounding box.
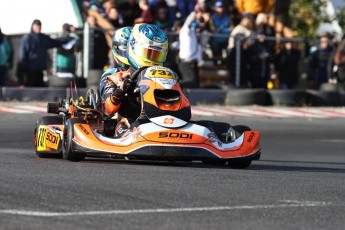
[202,159,226,165]
[306,90,342,106]
[63,118,87,162]
[268,89,306,106]
[228,157,252,169]
[225,89,269,106]
[252,151,261,160]
[34,116,63,158]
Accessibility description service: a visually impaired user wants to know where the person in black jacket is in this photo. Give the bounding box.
[275,41,301,89]
[117,0,141,27]
[307,33,334,89]
[18,19,66,87]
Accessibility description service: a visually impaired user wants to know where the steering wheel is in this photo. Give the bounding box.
[130,66,150,81]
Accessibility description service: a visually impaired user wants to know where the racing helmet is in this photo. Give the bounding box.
[112,26,133,67]
[127,23,168,69]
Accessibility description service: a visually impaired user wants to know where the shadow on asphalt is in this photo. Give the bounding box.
[28,156,345,172]
[82,158,237,170]
[83,158,345,173]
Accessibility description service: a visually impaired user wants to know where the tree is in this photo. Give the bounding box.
[336,6,345,37]
[289,0,329,38]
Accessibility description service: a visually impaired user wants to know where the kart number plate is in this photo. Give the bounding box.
[37,125,60,151]
[147,67,174,79]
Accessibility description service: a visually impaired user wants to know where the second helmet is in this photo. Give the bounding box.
[112,26,133,67]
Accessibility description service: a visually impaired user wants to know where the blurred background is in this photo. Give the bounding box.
[0,0,345,93]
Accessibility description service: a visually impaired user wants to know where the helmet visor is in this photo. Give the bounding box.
[133,45,167,63]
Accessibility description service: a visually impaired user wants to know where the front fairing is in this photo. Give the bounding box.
[137,66,192,128]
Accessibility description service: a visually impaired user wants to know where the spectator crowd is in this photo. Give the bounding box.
[1,0,344,90]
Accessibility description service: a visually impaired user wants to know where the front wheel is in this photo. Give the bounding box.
[63,118,87,162]
[202,159,226,165]
[34,116,63,158]
[228,158,252,169]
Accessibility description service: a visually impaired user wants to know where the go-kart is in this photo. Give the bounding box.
[33,66,261,168]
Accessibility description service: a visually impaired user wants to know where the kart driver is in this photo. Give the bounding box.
[99,26,133,101]
[101,23,169,137]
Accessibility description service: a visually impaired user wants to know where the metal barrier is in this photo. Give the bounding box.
[4,29,320,89]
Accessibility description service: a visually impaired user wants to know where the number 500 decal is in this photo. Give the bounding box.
[37,126,60,151]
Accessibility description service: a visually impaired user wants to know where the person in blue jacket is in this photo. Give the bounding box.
[209,0,231,65]
[17,19,66,87]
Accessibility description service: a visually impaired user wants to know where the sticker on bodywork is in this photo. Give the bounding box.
[37,125,60,151]
[146,66,176,79]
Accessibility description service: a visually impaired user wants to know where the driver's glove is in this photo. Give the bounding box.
[110,88,123,106]
[122,78,134,95]
[110,78,134,105]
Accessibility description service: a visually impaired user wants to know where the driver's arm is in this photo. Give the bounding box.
[103,70,131,116]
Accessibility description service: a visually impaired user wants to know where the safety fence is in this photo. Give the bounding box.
[1,86,344,107]
[3,27,334,91]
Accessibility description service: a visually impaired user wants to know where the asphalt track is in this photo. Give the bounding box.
[0,112,345,230]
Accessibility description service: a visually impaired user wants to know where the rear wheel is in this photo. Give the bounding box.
[63,118,87,162]
[34,116,63,158]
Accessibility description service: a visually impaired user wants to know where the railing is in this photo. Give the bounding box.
[6,28,319,89]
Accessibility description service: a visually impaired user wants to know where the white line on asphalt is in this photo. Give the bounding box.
[0,201,334,217]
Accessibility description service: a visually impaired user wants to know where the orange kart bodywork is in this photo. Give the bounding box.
[69,121,261,160]
[34,118,261,162]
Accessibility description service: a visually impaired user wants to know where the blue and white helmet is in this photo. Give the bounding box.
[127,23,168,69]
[112,26,133,67]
